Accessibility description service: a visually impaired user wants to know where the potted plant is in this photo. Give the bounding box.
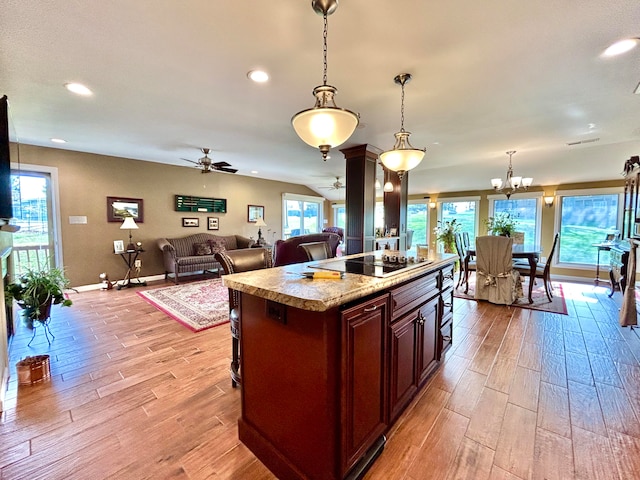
[485,212,518,236]
[434,219,461,253]
[4,266,73,326]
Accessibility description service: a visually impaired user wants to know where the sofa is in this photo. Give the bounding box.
[273,232,341,267]
[158,233,254,283]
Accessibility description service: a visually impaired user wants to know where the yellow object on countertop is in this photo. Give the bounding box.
[301,271,344,279]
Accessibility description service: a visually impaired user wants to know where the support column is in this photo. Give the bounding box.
[341,145,379,254]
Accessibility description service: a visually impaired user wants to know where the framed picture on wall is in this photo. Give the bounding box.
[207,217,219,230]
[182,217,199,227]
[248,205,264,222]
[107,197,144,223]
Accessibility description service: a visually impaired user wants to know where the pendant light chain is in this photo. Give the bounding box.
[400,81,406,133]
[322,13,328,86]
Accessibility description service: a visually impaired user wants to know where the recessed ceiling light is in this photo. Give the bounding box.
[50,138,66,143]
[251,170,259,174]
[64,82,93,96]
[603,38,639,57]
[247,70,269,83]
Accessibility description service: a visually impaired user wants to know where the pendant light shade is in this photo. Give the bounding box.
[380,73,425,179]
[291,0,359,160]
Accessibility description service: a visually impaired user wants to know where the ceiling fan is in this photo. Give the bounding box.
[181,148,238,174]
[319,176,346,190]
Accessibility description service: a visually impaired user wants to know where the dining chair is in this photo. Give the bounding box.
[299,241,332,261]
[215,248,273,388]
[513,232,559,302]
[474,235,521,305]
[455,232,476,289]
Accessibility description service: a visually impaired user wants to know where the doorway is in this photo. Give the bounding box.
[10,168,60,276]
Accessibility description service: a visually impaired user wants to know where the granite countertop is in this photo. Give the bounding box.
[222,250,458,312]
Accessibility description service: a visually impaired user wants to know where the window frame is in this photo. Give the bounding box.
[282,192,326,239]
[553,187,624,270]
[436,196,480,252]
[487,191,543,248]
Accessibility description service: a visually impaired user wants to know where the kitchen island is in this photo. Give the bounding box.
[223,250,457,480]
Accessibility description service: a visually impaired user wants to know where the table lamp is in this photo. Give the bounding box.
[255,217,267,245]
[120,216,139,251]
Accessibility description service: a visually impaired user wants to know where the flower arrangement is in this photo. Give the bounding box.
[485,212,519,236]
[434,219,461,253]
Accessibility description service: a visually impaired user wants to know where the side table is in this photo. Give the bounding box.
[592,242,613,284]
[116,249,147,290]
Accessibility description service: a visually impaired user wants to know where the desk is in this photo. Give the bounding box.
[464,243,542,304]
[592,242,614,284]
[116,249,147,290]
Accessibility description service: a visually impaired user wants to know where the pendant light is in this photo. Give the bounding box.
[379,73,425,179]
[291,0,359,161]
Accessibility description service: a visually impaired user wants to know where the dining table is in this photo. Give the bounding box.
[464,243,543,304]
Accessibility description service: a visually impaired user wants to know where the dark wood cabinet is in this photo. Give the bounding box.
[341,294,389,475]
[237,258,456,480]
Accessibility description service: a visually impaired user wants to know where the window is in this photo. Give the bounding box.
[438,197,480,251]
[556,189,622,266]
[331,204,346,229]
[407,200,429,247]
[282,193,325,238]
[489,194,541,249]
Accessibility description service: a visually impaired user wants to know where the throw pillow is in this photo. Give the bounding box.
[209,238,227,254]
[194,242,212,256]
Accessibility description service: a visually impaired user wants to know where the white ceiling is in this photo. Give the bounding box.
[1,0,640,200]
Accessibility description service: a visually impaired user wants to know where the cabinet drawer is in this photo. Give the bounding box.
[440,287,453,322]
[389,271,439,321]
[439,321,453,357]
[439,264,455,290]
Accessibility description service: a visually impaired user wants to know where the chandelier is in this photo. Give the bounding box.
[291,0,359,161]
[491,150,532,199]
[379,73,425,179]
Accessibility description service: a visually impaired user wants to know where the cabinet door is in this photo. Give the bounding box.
[389,311,418,422]
[417,296,439,386]
[341,294,389,475]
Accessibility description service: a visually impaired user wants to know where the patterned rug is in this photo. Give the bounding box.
[137,279,229,332]
[453,275,568,315]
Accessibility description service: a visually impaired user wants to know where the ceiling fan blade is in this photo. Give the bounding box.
[216,167,238,174]
[212,161,232,168]
[180,158,198,164]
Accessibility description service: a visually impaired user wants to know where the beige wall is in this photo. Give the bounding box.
[12,144,319,287]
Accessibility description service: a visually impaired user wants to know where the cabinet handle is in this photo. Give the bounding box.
[442,335,451,342]
[444,273,454,280]
[363,305,378,312]
[443,302,452,308]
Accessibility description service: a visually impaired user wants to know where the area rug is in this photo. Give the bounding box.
[453,276,568,315]
[137,279,229,332]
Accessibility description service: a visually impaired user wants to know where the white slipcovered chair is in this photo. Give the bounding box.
[474,235,522,306]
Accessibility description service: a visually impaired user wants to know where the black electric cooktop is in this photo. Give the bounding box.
[311,254,432,278]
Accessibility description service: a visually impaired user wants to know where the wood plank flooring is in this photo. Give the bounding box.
[1,280,640,479]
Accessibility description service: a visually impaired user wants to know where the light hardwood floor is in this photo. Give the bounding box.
[1,279,640,479]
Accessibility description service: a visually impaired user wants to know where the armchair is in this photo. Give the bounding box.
[273,233,341,267]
